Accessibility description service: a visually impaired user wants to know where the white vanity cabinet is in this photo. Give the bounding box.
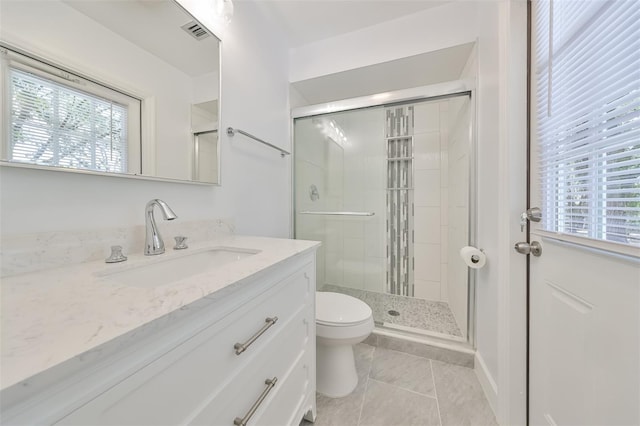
[2,250,317,426]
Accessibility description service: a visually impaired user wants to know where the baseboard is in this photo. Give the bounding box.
[474,351,498,419]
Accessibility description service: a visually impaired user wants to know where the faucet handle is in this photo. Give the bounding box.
[174,236,188,250]
[106,245,128,263]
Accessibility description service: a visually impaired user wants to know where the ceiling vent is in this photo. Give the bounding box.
[181,20,211,41]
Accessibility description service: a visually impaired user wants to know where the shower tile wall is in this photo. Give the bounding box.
[337,109,386,293]
[413,101,450,302]
[295,109,387,294]
[323,138,346,287]
[294,118,330,288]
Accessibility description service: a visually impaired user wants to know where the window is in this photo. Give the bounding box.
[2,48,141,174]
[532,0,640,246]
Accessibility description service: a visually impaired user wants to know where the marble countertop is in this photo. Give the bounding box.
[0,235,319,391]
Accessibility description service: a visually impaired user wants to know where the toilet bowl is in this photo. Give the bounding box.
[316,292,374,398]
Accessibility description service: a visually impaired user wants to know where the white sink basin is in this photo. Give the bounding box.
[101,247,260,288]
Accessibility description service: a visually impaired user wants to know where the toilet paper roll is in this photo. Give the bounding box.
[459,246,486,269]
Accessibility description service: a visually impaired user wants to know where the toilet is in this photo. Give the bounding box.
[315,292,374,398]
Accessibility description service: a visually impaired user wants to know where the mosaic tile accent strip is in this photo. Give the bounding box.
[385,105,414,138]
[322,285,462,338]
[385,105,415,297]
[386,135,414,297]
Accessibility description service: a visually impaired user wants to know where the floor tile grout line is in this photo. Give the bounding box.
[356,346,376,426]
[376,345,437,362]
[369,346,442,399]
[365,377,439,400]
[430,359,444,426]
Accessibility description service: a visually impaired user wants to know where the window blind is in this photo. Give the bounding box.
[533,0,640,246]
[9,67,129,173]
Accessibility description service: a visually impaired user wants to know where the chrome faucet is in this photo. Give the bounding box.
[145,199,177,255]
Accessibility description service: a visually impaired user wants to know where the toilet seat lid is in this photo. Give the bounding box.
[316,292,372,326]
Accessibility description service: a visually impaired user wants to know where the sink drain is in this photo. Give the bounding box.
[387,310,400,316]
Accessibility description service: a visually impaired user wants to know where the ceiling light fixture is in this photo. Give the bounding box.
[215,0,234,25]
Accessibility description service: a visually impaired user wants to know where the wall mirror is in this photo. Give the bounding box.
[0,0,221,184]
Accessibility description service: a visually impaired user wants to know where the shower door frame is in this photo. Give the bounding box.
[290,79,478,348]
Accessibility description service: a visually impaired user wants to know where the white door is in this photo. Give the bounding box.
[528,236,639,425]
[528,1,640,425]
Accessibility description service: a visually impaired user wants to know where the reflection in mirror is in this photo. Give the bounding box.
[191,101,218,182]
[0,0,220,184]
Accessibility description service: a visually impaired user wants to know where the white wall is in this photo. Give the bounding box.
[473,0,502,404]
[289,1,525,423]
[0,1,292,240]
[495,1,528,423]
[210,1,292,238]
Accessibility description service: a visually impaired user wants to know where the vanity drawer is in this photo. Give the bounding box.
[188,308,312,425]
[56,263,313,426]
[250,352,312,426]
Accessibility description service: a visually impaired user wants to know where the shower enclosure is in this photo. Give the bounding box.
[294,89,475,344]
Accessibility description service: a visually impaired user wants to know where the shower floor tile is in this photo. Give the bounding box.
[321,284,463,338]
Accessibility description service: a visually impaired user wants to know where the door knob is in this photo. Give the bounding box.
[526,207,542,222]
[514,241,542,256]
[520,207,542,231]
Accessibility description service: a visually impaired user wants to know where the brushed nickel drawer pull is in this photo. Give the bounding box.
[234,317,278,355]
[233,377,278,426]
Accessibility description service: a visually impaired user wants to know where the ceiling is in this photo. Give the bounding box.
[64,0,467,102]
[254,0,470,104]
[64,0,219,77]
[64,0,451,76]
[253,0,451,48]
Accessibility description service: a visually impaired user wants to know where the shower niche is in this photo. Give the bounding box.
[294,93,473,344]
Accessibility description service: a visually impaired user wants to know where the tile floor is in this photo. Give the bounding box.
[302,344,496,426]
[321,285,462,338]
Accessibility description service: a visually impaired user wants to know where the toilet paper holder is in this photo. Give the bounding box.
[470,250,484,264]
[459,246,487,269]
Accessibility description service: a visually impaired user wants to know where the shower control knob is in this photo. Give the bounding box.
[514,241,542,257]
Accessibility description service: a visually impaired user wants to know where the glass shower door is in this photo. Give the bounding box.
[294,107,387,298]
[294,95,473,343]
